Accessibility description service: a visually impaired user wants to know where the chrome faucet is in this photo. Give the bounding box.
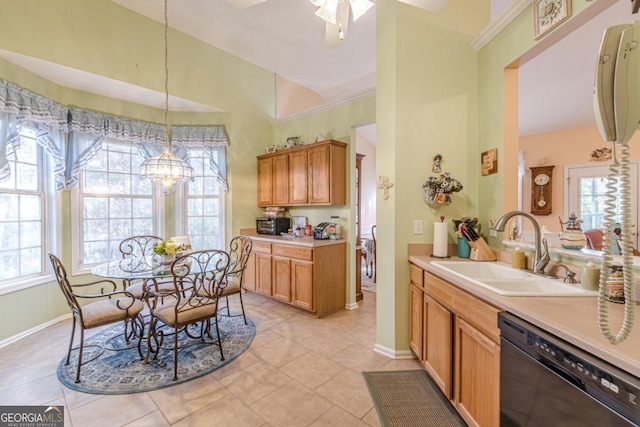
[493,211,550,275]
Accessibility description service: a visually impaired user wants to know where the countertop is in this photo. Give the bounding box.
[242,231,346,248]
[409,255,640,378]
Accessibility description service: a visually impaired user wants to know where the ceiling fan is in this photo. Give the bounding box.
[225,0,448,48]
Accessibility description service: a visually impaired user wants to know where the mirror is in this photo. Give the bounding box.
[516,0,640,256]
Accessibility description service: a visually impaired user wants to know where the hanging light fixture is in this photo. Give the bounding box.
[310,0,374,24]
[139,0,194,193]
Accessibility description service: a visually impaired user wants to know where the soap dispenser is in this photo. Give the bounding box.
[581,259,600,291]
[511,247,526,269]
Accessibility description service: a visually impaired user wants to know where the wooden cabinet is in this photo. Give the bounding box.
[243,238,345,317]
[256,140,346,207]
[289,150,308,205]
[409,264,501,427]
[257,158,273,206]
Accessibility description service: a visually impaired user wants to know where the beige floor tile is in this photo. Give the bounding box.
[69,393,158,427]
[149,375,229,424]
[362,407,382,427]
[250,381,333,427]
[123,410,170,427]
[309,405,369,426]
[331,343,389,372]
[0,374,64,405]
[315,368,375,419]
[268,319,322,342]
[174,394,265,427]
[60,385,103,411]
[249,329,283,348]
[379,358,423,371]
[219,360,292,405]
[298,331,353,357]
[280,350,345,389]
[250,336,309,367]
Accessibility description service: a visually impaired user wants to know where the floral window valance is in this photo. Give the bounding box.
[0,80,67,189]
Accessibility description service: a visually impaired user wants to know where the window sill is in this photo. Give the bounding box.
[0,274,56,296]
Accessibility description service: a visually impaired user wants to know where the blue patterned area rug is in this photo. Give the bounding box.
[57,314,255,394]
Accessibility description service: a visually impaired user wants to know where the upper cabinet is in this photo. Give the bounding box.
[257,140,347,207]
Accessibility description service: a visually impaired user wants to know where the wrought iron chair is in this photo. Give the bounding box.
[144,249,230,381]
[118,235,164,298]
[218,235,253,324]
[48,253,144,383]
[369,225,377,283]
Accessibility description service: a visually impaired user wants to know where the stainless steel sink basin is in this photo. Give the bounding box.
[430,261,598,297]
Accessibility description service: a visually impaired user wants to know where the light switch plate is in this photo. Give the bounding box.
[413,220,423,235]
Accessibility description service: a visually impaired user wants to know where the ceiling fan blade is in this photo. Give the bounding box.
[325,2,350,49]
[396,0,447,12]
[226,0,267,9]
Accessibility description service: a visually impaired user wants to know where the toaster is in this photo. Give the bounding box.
[314,222,331,240]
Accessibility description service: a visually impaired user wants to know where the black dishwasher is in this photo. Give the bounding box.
[498,312,640,426]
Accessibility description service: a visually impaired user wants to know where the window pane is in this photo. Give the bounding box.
[79,141,156,266]
[0,131,46,284]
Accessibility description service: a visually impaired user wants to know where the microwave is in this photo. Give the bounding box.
[256,217,290,235]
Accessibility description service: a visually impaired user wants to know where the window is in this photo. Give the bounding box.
[184,148,224,250]
[72,140,161,271]
[0,127,56,292]
[567,163,639,249]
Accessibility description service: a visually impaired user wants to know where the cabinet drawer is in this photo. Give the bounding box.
[410,263,424,287]
[272,244,313,261]
[253,241,272,254]
[424,272,501,343]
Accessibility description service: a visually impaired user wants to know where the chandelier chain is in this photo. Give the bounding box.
[164,0,169,134]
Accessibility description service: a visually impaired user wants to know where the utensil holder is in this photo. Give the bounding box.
[457,237,471,258]
[468,237,497,261]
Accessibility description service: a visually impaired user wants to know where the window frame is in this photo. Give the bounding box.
[0,128,58,295]
[70,139,164,276]
[174,148,226,250]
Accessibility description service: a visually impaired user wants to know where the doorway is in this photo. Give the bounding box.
[356,124,376,297]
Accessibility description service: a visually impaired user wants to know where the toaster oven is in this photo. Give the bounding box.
[256,217,290,235]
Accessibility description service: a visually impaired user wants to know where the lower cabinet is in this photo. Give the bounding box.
[409,264,501,427]
[243,239,345,317]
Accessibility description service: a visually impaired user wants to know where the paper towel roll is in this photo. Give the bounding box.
[433,222,448,257]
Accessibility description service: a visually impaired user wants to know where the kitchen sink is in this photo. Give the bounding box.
[430,261,598,297]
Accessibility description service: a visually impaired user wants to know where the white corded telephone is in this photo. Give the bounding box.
[593,22,639,344]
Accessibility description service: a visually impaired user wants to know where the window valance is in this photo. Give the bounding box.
[170,125,229,147]
[0,80,68,128]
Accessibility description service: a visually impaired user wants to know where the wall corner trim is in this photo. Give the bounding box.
[472,0,533,51]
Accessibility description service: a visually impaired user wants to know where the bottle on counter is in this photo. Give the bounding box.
[329,216,340,240]
[511,246,525,269]
[304,224,312,237]
[605,265,625,303]
[581,259,600,291]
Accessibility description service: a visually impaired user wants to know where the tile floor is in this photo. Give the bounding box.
[0,290,422,426]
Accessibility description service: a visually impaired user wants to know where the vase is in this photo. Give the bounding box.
[457,237,471,258]
[155,254,175,269]
[424,189,450,208]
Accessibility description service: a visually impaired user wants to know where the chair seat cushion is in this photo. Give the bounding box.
[154,298,218,327]
[127,279,176,299]
[82,298,144,328]
[219,283,241,296]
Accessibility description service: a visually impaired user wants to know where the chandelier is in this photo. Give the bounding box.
[139,0,194,193]
[311,0,374,27]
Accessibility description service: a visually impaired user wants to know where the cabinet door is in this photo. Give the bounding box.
[291,259,313,310]
[454,317,500,427]
[257,158,273,207]
[272,256,292,302]
[255,253,272,296]
[242,252,256,292]
[289,150,308,205]
[409,284,424,360]
[307,144,331,204]
[424,294,453,399]
[272,154,289,206]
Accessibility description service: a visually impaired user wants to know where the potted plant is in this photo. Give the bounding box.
[153,239,178,266]
[423,173,463,208]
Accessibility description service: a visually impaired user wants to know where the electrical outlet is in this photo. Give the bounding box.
[413,220,423,235]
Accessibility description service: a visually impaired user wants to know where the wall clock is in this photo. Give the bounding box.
[533,0,571,40]
[530,165,554,216]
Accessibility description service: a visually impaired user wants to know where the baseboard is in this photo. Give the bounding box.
[0,314,71,349]
[373,343,417,360]
[345,302,359,310]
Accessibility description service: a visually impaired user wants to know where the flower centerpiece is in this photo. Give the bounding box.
[423,173,463,208]
[153,240,177,266]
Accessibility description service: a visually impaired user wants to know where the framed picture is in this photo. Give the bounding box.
[170,235,192,255]
[481,148,498,176]
[533,0,571,40]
